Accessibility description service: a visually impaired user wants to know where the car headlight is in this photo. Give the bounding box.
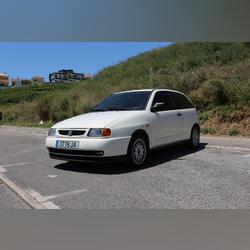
[48,128,57,137]
[87,128,111,137]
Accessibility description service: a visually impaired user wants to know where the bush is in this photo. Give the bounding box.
[199,110,213,124]
[201,127,216,135]
[211,81,228,106]
[50,110,69,121]
[216,105,249,123]
[2,112,18,122]
[36,95,52,121]
[228,128,240,136]
[190,80,229,109]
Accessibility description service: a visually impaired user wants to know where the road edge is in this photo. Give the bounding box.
[206,145,250,152]
[1,125,249,139]
[0,173,46,209]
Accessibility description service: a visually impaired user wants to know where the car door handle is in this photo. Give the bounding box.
[177,113,182,116]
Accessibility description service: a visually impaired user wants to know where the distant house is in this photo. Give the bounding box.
[0,73,9,87]
[83,73,93,80]
[32,76,45,83]
[49,69,91,83]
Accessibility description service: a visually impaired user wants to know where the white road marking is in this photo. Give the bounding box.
[48,175,57,178]
[243,154,250,158]
[42,201,60,209]
[0,162,29,167]
[26,189,60,209]
[0,163,29,173]
[26,189,87,209]
[0,166,7,173]
[41,189,88,202]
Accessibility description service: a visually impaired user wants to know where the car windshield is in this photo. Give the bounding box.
[93,91,152,111]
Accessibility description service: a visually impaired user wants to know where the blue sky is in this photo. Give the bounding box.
[0,42,170,81]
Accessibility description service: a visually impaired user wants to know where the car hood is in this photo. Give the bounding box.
[54,111,145,129]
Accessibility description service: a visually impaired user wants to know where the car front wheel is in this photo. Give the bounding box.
[127,135,148,167]
[189,126,200,148]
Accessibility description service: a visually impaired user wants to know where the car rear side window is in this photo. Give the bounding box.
[152,91,176,111]
[171,92,194,109]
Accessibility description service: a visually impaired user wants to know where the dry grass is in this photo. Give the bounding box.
[201,116,250,137]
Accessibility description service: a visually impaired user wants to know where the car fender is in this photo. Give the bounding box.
[108,112,151,144]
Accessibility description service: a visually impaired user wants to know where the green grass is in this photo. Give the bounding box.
[0,83,76,105]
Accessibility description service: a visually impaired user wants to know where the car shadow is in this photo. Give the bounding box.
[54,142,207,175]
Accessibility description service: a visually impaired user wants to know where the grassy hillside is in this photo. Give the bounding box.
[0,43,249,136]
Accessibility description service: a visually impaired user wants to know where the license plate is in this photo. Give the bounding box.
[56,140,80,149]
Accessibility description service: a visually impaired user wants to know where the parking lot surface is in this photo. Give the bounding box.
[0,126,249,209]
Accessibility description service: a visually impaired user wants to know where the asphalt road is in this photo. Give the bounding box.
[0,126,250,209]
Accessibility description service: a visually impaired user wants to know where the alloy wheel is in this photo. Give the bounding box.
[131,138,147,165]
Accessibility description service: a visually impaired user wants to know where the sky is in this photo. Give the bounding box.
[0,42,170,81]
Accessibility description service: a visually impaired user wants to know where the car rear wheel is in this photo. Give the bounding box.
[189,126,200,148]
[127,135,148,167]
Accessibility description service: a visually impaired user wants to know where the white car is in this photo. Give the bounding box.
[46,89,200,166]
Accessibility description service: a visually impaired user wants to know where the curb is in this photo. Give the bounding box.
[0,173,46,209]
[206,145,250,153]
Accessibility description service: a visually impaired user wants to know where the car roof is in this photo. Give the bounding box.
[114,89,154,94]
[114,89,183,95]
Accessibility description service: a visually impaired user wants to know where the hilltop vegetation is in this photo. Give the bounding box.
[0,43,249,136]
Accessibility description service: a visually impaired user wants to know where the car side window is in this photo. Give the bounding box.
[171,92,194,109]
[151,91,176,111]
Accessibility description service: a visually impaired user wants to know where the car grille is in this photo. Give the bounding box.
[58,130,86,136]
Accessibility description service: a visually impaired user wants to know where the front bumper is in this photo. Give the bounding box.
[48,149,127,163]
[46,136,131,161]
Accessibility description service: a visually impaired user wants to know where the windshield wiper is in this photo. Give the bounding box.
[92,107,136,112]
[91,108,107,112]
[106,107,132,111]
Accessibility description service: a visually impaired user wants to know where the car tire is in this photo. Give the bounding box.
[127,135,149,167]
[189,126,200,148]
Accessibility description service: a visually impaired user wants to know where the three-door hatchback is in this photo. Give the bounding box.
[46,89,200,166]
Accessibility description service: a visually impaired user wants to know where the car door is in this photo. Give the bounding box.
[170,92,196,140]
[148,91,184,148]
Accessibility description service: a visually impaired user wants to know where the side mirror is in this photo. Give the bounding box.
[151,102,164,112]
